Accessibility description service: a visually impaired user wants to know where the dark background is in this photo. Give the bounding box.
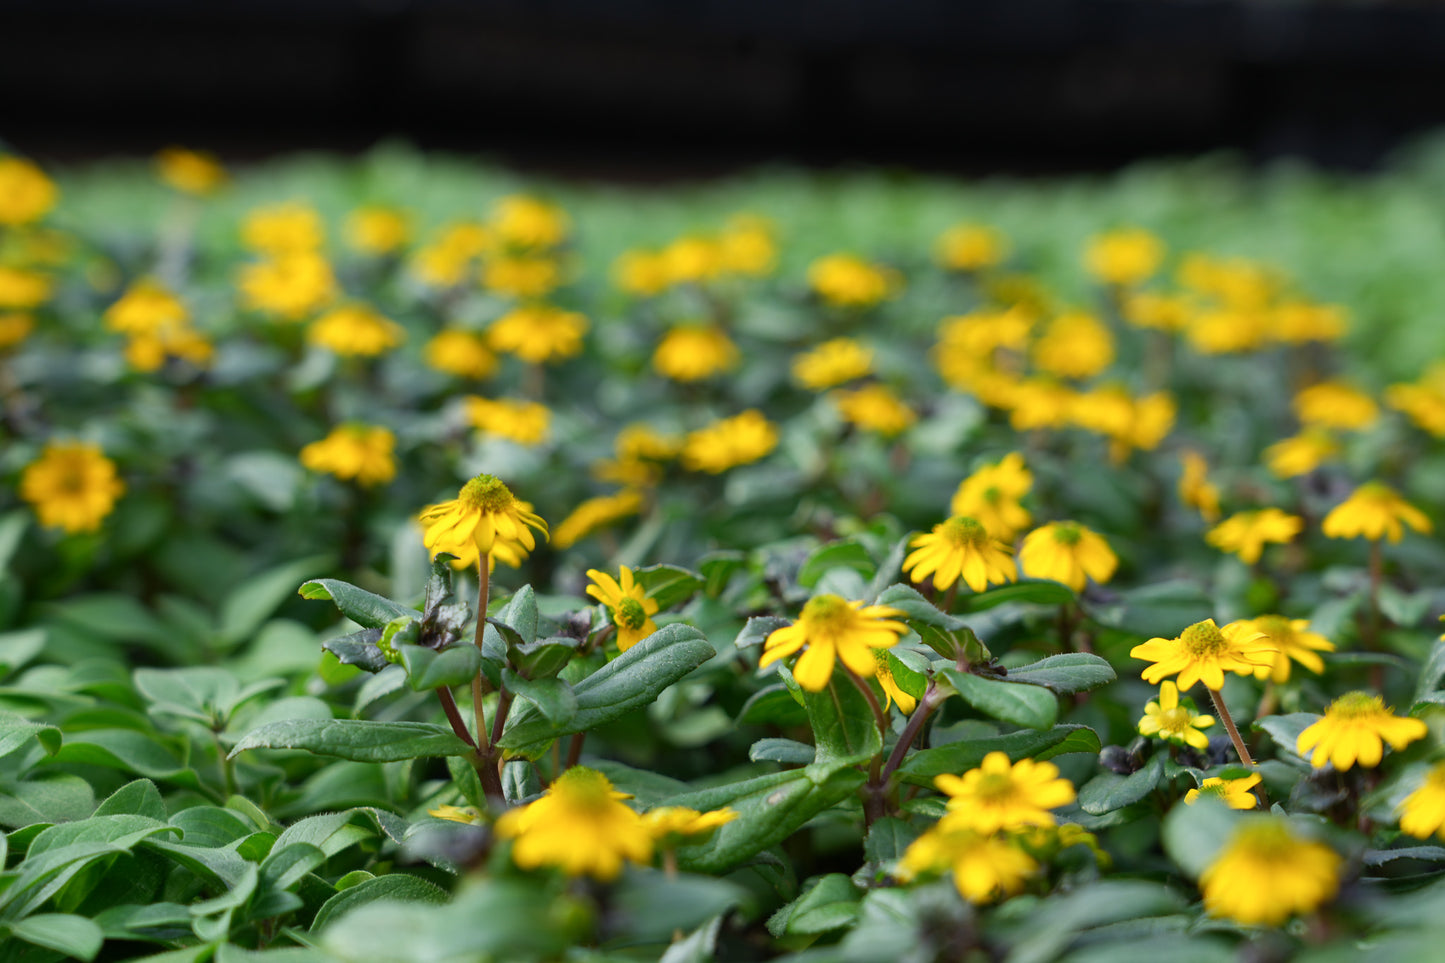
[4,0,1445,178]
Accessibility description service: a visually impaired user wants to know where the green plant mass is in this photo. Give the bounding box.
[6,140,1445,959]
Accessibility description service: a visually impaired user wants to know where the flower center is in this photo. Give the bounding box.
[1051,522,1082,546]
[800,594,852,633]
[552,767,618,810]
[1252,614,1293,641]
[983,485,1002,505]
[1159,707,1193,732]
[1231,819,1297,858]
[941,516,988,549]
[1181,620,1227,656]
[460,474,515,513]
[1328,691,1385,719]
[974,772,1018,803]
[615,597,648,631]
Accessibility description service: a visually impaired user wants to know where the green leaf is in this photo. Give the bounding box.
[940,668,1057,729]
[1078,753,1166,815]
[798,540,875,589]
[896,725,1101,786]
[670,767,866,874]
[874,584,967,630]
[749,738,816,765]
[397,643,481,692]
[322,629,389,672]
[259,842,328,894]
[767,873,861,937]
[44,730,200,788]
[1417,637,1445,704]
[0,711,61,758]
[631,564,705,611]
[0,774,95,828]
[965,580,1075,611]
[220,555,331,647]
[660,914,724,963]
[498,623,715,758]
[0,628,46,679]
[612,869,748,943]
[863,817,919,865]
[1005,653,1117,694]
[4,913,104,960]
[95,780,166,821]
[0,511,28,573]
[299,580,415,629]
[1094,581,1213,639]
[735,616,790,649]
[501,669,578,727]
[737,685,807,727]
[699,551,745,597]
[494,585,539,646]
[507,635,580,680]
[1162,796,1240,879]
[1256,712,1319,762]
[230,719,474,762]
[310,874,451,935]
[802,676,883,770]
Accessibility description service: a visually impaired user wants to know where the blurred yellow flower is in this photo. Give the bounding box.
[1321,481,1431,543]
[680,410,777,473]
[482,255,562,299]
[1297,691,1425,771]
[612,249,670,297]
[345,206,410,255]
[309,304,405,357]
[653,324,739,382]
[553,489,644,549]
[463,396,551,446]
[20,441,125,533]
[0,267,53,309]
[831,383,915,436]
[1007,379,1076,431]
[1019,521,1117,593]
[759,594,907,692]
[807,253,898,308]
[938,307,1033,356]
[1186,308,1269,355]
[1184,774,1260,810]
[904,515,1017,593]
[1178,253,1276,308]
[718,215,777,276]
[661,236,723,286]
[410,222,493,287]
[1246,615,1333,684]
[1178,451,1221,523]
[1263,429,1338,478]
[586,565,659,651]
[427,804,483,824]
[424,329,498,380]
[1271,300,1347,344]
[241,202,324,255]
[1293,381,1378,431]
[0,313,33,350]
[300,424,396,487]
[1387,375,1445,438]
[950,453,1032,540]
[1031,311,1114,380]
[1130,618,1273,692]
[1137,681,1214,750]
[124,326,214,373]
[155,148,226,196]
[1399,763,1445,839]
[1205,508,1303,564]
[237,252,337,320]
[1121,291,1193,332]
[495,767,650,881]
[488,304,587,364]
[935,223,1007,272]
[418,473,546,562]
[792,338,874,390]
[0,156,58,226]
[897,825,1037,904]
[1084,227,1164,286]
[1070,386,1175,462]
[936,751,1076,834]
[1200,818,1339,926]
[873,649,916,714]
[103,279,188,334]
[491,195,569,249]
[643,806,738,841]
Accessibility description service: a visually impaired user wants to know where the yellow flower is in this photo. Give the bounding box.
[950,453,1032,540]
[1018,522,1117,593]
[1271,300,1347,344]
[1137,681,1215,750]
[792,338,874,391]
[1186,309,1270,355]
[0,267,53,309]
[1264,429,1338,479]
[938,307,1033,356]
[1200,818,1340,926]
[873,650,917,714]
[613,249,670,297]
[1070,386,1175,462]
[1293,381,1378,431]
[418,473,547,563]
[1031,311,1114,380]
[155,148,226,196]
[0,156,59,225]
[345,206,410,255]
[410,223,493,286]
[1084,228,1164,286]
[1205,508,1303,564]
[652,325,739,382]
[488,304,588,364]
[0,313,33,350]
[1007,379,1077,431]
[1121,291,1193,332]
[491,195,569,249]
[759,594,908,693]
[660,236,723,286]
[1129,618,1273,692]
[643,806,738,841]
[904,516,1017,593]
[495,767,651,880]
[241,202,324,255]
[1246,615,1334,684]
[680,410,778,474]
[300,425,396,487]
[123,326,214,373]
[427,804,484,825]
[20,441,125,534]
[1296,691,1426,771]
[1398,763,1445,839]
[1185,774,1261,810]
[482,255,562,299]
[103,279,188,335]
[553,490,644,550]
[718,216,777,276]
[463,396,551,447]
[935,224,1007,272]
[585,565,660,652]
[615,424,682,463]
[1321,481,1431,543]
[424,329,498,380]
[897,825,1038,904]
[1178,451,1221,523]
[831,383,916,437]
[1178,253,1276,308]
[309,304,405,357]
[807,253,898,308]
[237,252,337,320]
[935,751,1076,834]
[1387,381,1445,438]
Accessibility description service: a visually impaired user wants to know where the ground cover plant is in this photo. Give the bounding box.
[4,141,1445,960]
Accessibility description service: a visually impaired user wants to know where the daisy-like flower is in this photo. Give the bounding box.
[491,194,569,250]
[1205,508,1303,564]
[1293,381,1378,431]
[831,383,916,437]
[20,441,126,534]
[1031,311,1115,380]
[1245,615,1334,684]
[104,279,188,335]
[1130,618,1274,692]
[424,329,498,380]
[585,565,660,651]
[495,767,651,881]
[1178,450,1221,523]
[0,155,59,226]
[1296,691,1426,771]
[0,313,33,350]
[1083,227,1164,287]
[680,410,778,474]
[309,304,405,357]
[237,252,337,320]
[418,473,547,565]
[934,223,1008,272]
[427,804,484,825]
[643,806,738,842]
[1200,818,1340,927]
[1137,681,1215,750]
[0,267,52,310]
[936,752,1076,834]
[903,515,1017,593]
[345,206,410,256]
[759,594,908,692]
[463,396,551,447]
[950,453,1033,540]
[299,424,396,487]
[792,338,874,391]
[1321,482,1431,543]
[652,324,740,382]
[1263,429,1339,479]
[482,255,562,299]
[488,304,588,364]
[807,253,898,308]
[156,147,226,196]
[241,201,324,255]
[872,649,917,714]
[1185,774,1261,810]
[1398,763,1445,839]
[1018,521,1117,593]
[553,489,644,550]
[897,825,1038,904]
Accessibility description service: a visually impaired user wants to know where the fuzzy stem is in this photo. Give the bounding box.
[1367,539,1385,690]
[472,555,492,752]
[842,665,889,743]
[881,682,942,787]
[436,686,477,748]
[1207,685,1255,768]
[565,731,586,769]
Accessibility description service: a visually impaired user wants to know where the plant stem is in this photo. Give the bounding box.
[880,682,942,788]
[436,686,476,748]
[1207,685,1255,767]
[473,555,492,751]
[565,732,586,769]
[941,583,959,616]
[842,666,889,743]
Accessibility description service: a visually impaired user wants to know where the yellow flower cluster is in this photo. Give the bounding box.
[553,490,644,550]
[463,396,551,447]
[680,410,778,474]
[488,304,588,365]
[309,304,405,357]
[300,425,396,487]
[613,215,776,296]
[103,278,214,372]
[807,253,900,308]
[0,156,59,226]
[652,324,739,382]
